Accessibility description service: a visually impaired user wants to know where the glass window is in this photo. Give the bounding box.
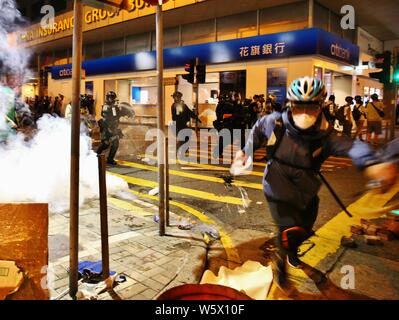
[104,37,125,57]
[220,71,246,98]
[343,28,356,43]
[151,27,180,50]
[41,51,55,66]
[177,73,220,106]
[53,49,69,65]
[314,2,329,31]
[130,77,157,105]
[50,0,67,13]
[85,42,103,60]
[259,1,308,34]
[330,12,343,37]
[217,11,257,41]
[182,19,215,46]
[126,33,151,54]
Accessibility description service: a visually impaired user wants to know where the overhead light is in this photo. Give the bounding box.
[341,66,354,71]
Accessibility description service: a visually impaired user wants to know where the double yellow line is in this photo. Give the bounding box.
[108,188,241,267]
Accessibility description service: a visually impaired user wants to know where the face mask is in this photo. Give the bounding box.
[292,113,318,130]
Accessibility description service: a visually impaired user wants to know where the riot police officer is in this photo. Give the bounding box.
[171,91,200,156]
[96,91,127,165]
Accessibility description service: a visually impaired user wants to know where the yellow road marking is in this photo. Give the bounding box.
[267,184,399,299]
[109,172,244,205]
[301,184,399,267]
[108,197,154,217]
[138,154,265,177]
[127,189,241,266]
[117,159,264,190]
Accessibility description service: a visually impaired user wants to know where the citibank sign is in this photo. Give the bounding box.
[59,68,72,78]
[330,43,350,62]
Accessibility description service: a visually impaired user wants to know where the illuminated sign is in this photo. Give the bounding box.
[52,28,360,79]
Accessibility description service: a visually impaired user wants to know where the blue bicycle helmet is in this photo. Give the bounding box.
[287,77,327,103]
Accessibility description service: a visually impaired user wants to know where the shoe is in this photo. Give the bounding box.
[287,253,303,269]
[271,252,288,290]
[107,160,117,165]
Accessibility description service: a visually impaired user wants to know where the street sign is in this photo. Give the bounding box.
[143,0,170,5]
[84,0,170,10]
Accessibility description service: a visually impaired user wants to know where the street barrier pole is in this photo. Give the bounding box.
[98,154,110,281]
[69,0,83,299]
[165,136,170,227]
[156,3,166,236]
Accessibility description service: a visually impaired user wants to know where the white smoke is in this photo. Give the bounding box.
[0,115,129,213]
[0,0,31,81]
[0,0,129,212]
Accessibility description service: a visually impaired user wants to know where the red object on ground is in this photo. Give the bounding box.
[143,0,170,5]
[157,284,252,300]
[387,220,399,237]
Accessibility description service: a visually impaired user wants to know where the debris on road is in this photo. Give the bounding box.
[364,235,383,246]
[341,236,357,248]
[349,216,398,246]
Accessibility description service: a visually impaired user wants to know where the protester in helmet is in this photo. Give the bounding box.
[233,76,396,289]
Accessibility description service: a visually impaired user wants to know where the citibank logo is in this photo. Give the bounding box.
[59,68,72,77]
[331,44,350,61]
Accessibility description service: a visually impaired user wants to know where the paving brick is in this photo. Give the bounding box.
[130,294,147,300]
[54,277,69,290]
[143,266,166,278]
[142,278,165,291]
[141,288,158,300]
[135,248,156,258]
[118,283,148,299]
[128,270,147,282]
[152,274,172,285]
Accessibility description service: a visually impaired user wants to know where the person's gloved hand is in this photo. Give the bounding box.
[364,162,399,193]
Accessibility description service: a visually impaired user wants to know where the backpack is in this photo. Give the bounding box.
[352,106,362,122]
[335,107,346,125]
[265,117,327,169]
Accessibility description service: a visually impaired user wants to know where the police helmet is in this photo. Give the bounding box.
[172,91,183,98]
[106,91,117,103]
[287,77,327,104]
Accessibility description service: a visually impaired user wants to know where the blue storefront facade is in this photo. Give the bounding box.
[51,28,359,79]
[48,28,360,125]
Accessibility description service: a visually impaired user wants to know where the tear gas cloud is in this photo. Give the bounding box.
[0,0,32,82]
[0,115,130,213]
[0,0,129,212]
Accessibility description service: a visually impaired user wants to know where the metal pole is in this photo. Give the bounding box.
[194,57,200,135]
[165,136,170,227]
[98,154,110,281]
[393,84,399,140]
[156,3,165,236]
[69,0,83,299]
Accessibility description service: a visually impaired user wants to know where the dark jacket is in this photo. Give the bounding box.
[244,110,378,210]
[172,102,197,131]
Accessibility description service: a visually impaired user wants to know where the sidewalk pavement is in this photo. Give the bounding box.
[48,196,208,300]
